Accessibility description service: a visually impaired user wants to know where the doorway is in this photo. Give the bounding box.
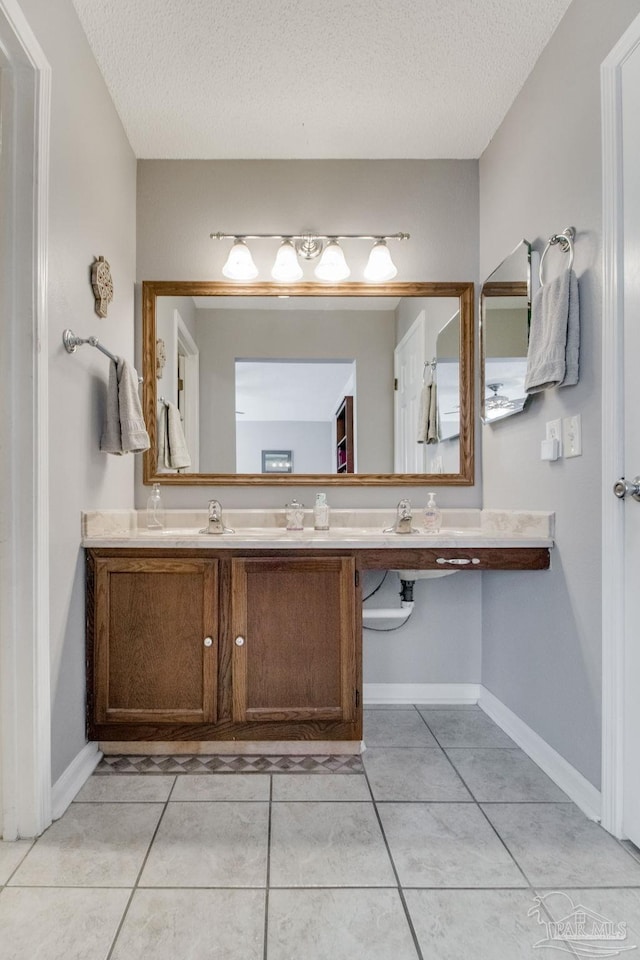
[0,0,51,839]
[601,10,640,844]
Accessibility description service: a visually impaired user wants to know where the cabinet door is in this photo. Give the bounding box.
[93,557,218,724]
[231,556,357,723]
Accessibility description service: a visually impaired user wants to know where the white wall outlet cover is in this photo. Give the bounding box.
[563,414,582,457]
[541,438,560,461]
[546,418,563,456]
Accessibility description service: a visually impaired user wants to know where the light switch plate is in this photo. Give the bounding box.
[546,419,563,457]
[563,414,582,457]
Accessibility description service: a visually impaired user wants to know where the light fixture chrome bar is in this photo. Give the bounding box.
[210,231,409,241]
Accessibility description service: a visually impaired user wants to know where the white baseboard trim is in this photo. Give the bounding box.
[51,742,102,821]
[364,683,481,705]
[478,687,602,822]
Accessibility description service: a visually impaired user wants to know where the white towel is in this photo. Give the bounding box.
[157,401,191,470]
[100,359,150,455]
[525,268,580,393]
[417,382,440,444]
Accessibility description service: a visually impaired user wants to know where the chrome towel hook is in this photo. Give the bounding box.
[539,227,575,286]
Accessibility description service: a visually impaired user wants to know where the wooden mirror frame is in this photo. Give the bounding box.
[142,280,474,486]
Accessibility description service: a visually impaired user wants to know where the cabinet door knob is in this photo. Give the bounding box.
[203,637,213,647]
[235,636,245,647]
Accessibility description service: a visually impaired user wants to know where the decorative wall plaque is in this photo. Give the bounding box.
[91,256,114,317]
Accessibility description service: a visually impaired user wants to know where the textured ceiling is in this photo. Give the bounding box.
[71,0,571,159]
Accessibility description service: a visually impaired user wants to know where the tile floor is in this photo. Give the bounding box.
[2,704,640,959]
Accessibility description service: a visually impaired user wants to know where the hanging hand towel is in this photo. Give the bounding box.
[417,382,440,444]
[165,400,191,470]
[525,268,580,393]
[157,401,190,470]
[560,269,580,387]
[100,359,150,454]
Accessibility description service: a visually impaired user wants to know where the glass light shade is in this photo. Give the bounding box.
[364,240,398,281]
[222,240,259,280]
[271,240,303,281]
[314,240,351,281]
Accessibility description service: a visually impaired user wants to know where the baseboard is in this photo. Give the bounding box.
[364,683,481,705]
[51,742,102,820]
[478,687,602,822]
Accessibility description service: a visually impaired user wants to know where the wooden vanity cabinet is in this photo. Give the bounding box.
[230,556,357,724]
[86,550,361,743]
[88,556,219,728]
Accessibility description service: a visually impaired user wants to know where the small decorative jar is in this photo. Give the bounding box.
[285,499,305,531]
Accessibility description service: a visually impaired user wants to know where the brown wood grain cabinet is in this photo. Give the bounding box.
[230,557,357,724]
[90,556,219,726]
[86,550,361,743]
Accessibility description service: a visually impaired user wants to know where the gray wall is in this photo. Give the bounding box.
[195,306,394,474]
[479,0,640,789]
[236,421,332,474]
[19,0,137,782]
[136,159,481,688]
[136,159,480,509]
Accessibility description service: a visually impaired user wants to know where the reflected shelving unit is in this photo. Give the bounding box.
[335,395,354,474]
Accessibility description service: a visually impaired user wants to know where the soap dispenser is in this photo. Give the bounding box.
[423,492,442,534]
[146,482,165,530]
[314,493,330,531]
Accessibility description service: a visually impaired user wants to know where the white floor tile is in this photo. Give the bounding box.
[483,803,640,887]
[364,748,471,802]
[379,802,526,888]
[170,773,270,801]
[445,748,569,802]
[140,801,268,887]
[270,802,396,887]
[0,887,129,960]
[364,710,439,747]
[9,803,163,887]
[111,888,265,960]
[0,841,32,885]
[268,888,419,960]
[74,774,175,803]
[272,774,371,802]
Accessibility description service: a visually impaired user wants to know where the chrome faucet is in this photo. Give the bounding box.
[384,498,416,535]
[200,499,234,535]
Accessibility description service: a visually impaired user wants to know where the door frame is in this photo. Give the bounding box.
[0,0,51,838]
[600,11,640,838]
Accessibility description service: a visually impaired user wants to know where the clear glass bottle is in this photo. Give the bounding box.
[423,492,442,534]
[146,482,165,530]
[285,498,305,531]
[314,492,330,531]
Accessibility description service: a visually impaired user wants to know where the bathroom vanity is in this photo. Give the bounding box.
[83,509,553,749]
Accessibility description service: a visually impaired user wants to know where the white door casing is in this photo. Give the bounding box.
[0,0,51,839]
[394,311,426,473]
[601,11,640,842]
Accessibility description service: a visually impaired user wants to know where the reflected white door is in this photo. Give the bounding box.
[394,312,426,473]
[621,35,640,847]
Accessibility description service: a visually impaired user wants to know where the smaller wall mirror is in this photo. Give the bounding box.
[480,239,536,424]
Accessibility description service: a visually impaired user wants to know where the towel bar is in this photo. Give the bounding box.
[539,227,575,286]
[63,328,143,383]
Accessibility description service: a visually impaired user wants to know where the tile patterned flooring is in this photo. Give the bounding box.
[2,704,640,959]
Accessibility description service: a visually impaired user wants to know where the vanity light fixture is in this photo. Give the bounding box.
[364,240,398,282]
[210,231,409,282]
[221,239,259,280]
[314,239,350,281]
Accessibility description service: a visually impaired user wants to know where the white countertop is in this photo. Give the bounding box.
[81,508,554,550]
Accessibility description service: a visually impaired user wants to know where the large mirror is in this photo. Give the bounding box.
[480,240,535,424]
[142,282,474,486]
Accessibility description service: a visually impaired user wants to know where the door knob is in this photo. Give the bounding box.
[203,636,213,647]
[235,636,245,647]
[613,476,640,501]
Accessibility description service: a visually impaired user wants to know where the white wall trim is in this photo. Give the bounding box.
[51,744,102,821]
[479,688,602,822]
[0,0,51,840]
[600,11,640,838]
[364,683,481,704]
